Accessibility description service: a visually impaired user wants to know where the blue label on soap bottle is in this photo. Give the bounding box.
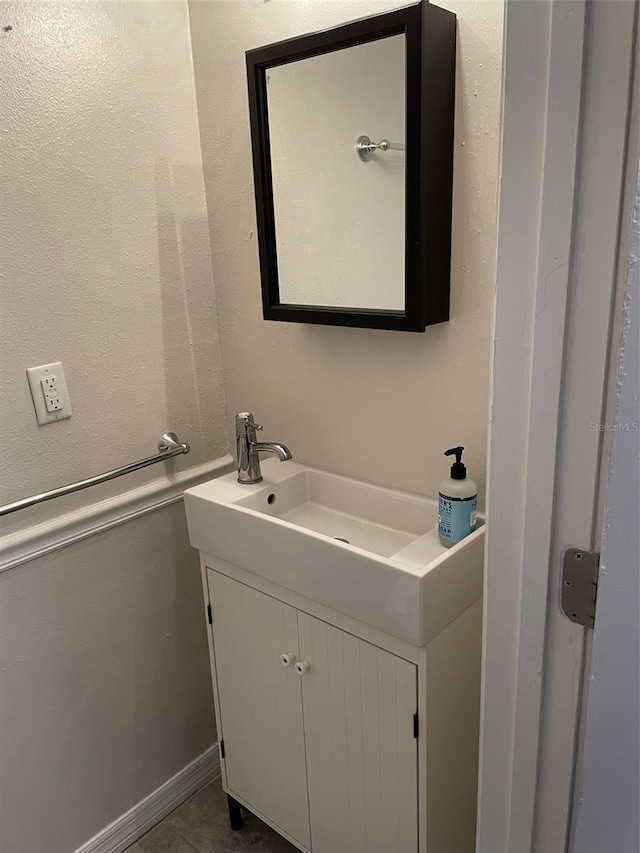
[438,493,477,544]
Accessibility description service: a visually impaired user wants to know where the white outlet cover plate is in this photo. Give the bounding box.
[26,362,72,425]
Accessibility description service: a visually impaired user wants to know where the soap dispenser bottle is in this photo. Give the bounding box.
[438,446,477,547]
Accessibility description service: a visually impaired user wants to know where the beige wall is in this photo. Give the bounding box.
[189,0,503,504]
[0,0,228,537]
[0,1,504,847]
[0,505,213,853]
[0,2,225,850]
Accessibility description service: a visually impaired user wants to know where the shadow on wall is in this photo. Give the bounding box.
[131,504,216,800]
[155,159,228,469]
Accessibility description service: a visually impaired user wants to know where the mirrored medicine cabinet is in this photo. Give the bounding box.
[246,0,456,332]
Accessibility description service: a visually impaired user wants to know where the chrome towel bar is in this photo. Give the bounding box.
[0,432,190,518]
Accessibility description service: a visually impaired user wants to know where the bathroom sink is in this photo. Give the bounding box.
[236,467,435,557]
[184,460,484,646]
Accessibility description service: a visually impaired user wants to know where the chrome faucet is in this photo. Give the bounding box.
[235,412,292,484]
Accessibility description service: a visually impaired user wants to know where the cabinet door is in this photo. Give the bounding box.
[298,613,418,853]
[208,571,310,850]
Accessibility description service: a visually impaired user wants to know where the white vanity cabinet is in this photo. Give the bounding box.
[186,459,484,851]
[208,571,312,849]
[208,569,418,853]
[295,610,418,853]
[200,558,481,853]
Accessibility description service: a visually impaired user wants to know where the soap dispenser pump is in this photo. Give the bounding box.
[438,446,477,547]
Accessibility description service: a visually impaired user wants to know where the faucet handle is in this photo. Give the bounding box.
[236,412,263,433]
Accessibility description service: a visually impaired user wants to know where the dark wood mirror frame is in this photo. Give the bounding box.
[246,1,456,333]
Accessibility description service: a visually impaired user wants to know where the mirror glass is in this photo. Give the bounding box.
[266,34,406,311]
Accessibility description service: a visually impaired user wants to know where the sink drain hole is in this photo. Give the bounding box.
[334,536,350,544]
[267,493,276,505]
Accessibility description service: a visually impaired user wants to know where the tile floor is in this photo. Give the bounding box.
[125,778,297,853]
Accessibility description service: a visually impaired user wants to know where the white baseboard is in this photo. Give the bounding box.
[74,744,220,853]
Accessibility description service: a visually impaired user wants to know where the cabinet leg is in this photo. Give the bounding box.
[227,794,243,831]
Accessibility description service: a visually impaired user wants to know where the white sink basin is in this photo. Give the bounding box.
[184,459,484,646]
[235,466,436,557]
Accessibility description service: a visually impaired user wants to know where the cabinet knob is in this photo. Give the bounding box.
[280,652,297,667]
[294,660,311,676]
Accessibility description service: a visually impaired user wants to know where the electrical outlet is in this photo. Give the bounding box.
[40,376,62,412]
[26,362,72,425]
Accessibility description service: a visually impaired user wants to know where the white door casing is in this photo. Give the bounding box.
[478,1,637,851]
[478,1,586,849]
